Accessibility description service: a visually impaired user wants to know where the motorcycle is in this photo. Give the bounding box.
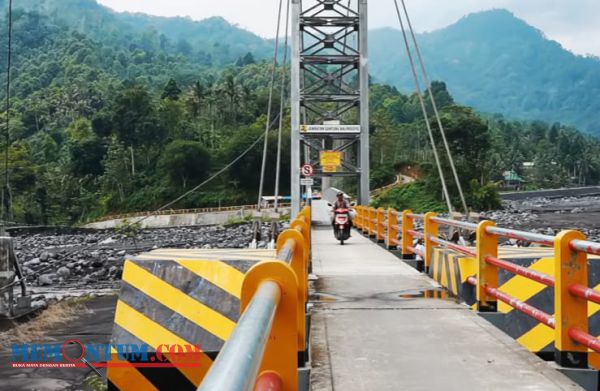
[333,208,351,245]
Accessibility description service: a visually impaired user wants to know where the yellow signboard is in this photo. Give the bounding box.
[320,151,342,173]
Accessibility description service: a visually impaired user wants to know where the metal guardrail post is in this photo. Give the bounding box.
[476,220,499,311]
[401,210,414,258]
[387,209,398,250]
[276,230,307,352]
[199,208,310,391]
[377,208,386,243]
[290,219,310,250]
[355,206,362,229]
[554,230,589,368]
[369,208,377,238]
[423,212,439,272]
[362,207,370,235]
[199,258,299,390]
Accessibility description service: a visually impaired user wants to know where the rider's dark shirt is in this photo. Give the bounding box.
[334,200,349,209]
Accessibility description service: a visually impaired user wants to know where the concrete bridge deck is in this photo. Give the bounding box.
[309,201,580,391]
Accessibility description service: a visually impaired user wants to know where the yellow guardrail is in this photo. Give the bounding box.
[355,206,600,370]
[198,207,311,390]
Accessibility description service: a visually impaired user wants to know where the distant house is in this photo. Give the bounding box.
[502,170,524,190]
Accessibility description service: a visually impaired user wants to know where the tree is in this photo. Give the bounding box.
[66,119,106,177]
[158,141,211,189]
[112,85,165,148]
[100,137,132,205]
[436,105,492,184]
[161,78,182,101]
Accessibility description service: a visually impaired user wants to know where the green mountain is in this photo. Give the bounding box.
[0,0,273,67]
[370,9,600,134]
[0,1,599,224]
[3,3,598,134]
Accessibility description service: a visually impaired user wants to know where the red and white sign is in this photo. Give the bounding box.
[301,164,314,177]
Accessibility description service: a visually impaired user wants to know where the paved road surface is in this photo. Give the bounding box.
[309,200,581,391]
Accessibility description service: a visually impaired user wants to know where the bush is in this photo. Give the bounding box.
[468,180,502,211]
[371,182,447,213]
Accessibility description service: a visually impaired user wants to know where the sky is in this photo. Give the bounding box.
[96,0,600,57]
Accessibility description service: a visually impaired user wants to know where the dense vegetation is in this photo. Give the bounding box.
[0,3,599,224]
[0,8,289,224]
[368,83,600,212]
[370,9,600,135]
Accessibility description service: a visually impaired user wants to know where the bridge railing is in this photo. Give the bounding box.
[354,206,600,370]
[95,203,293,222]
[198,207,311,391]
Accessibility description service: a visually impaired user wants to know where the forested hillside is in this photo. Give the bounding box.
[0,4,599,225]
[370,9,600,135]
[0,8,287,224]
[0,0,272,68]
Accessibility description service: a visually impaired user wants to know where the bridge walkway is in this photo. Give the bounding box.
[309,201,580,390]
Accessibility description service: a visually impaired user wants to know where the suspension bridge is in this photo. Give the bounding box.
[2,0,600,390]
[102,1,599,390]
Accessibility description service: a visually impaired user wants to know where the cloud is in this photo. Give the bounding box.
[97,0,600,56]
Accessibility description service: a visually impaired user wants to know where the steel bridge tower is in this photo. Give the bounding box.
[291,0,370,216]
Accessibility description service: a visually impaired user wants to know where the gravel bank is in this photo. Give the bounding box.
[10,223,278,308]
[482,195,600,241]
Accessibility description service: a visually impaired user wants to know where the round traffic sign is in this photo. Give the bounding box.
[301,164,314,177]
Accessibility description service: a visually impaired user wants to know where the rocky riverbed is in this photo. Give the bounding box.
[11,223,278,308]
[482,195,600,241]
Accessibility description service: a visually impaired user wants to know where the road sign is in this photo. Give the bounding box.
[320,151,342,173]
[300,124,361,134]
[301,164,314,177]
[300,178,314,186]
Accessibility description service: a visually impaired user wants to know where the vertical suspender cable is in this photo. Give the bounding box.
[3,0,13,222]
[392,0,454,214]
[273,0,291,212]
[257,0,285,211]
[400,0,469,217]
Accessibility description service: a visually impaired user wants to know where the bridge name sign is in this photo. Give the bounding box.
[300,125,361,134]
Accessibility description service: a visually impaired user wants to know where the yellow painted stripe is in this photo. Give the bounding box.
[440,256,449,288]
[176,260,245,299]
[512,283,600,354]
[122,261,235,341]
[589,284,600,316]
[114,300,212,386]
[458,257,477,283]
[137,251,275,261]
[448,254,458,296]
[107,362,158,391]
[497,258,553,314]
[516,322,554,352]
[431,251,439,282]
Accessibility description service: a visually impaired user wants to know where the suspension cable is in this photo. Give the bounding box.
[400,0,469,217]
[3,0,13,222]
[257,0,285,211]
[273,0,291,212]
[392,0,454,214]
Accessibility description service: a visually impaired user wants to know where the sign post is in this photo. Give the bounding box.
[301,164,314,206]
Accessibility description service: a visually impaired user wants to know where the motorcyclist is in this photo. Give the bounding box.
[331,192,353,235]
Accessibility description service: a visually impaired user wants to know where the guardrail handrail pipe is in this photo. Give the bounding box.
[486,226,554,247]
[198,281,281,391]
[431,216,478,231]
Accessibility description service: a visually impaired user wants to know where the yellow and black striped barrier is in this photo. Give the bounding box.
[108,207,312,391]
